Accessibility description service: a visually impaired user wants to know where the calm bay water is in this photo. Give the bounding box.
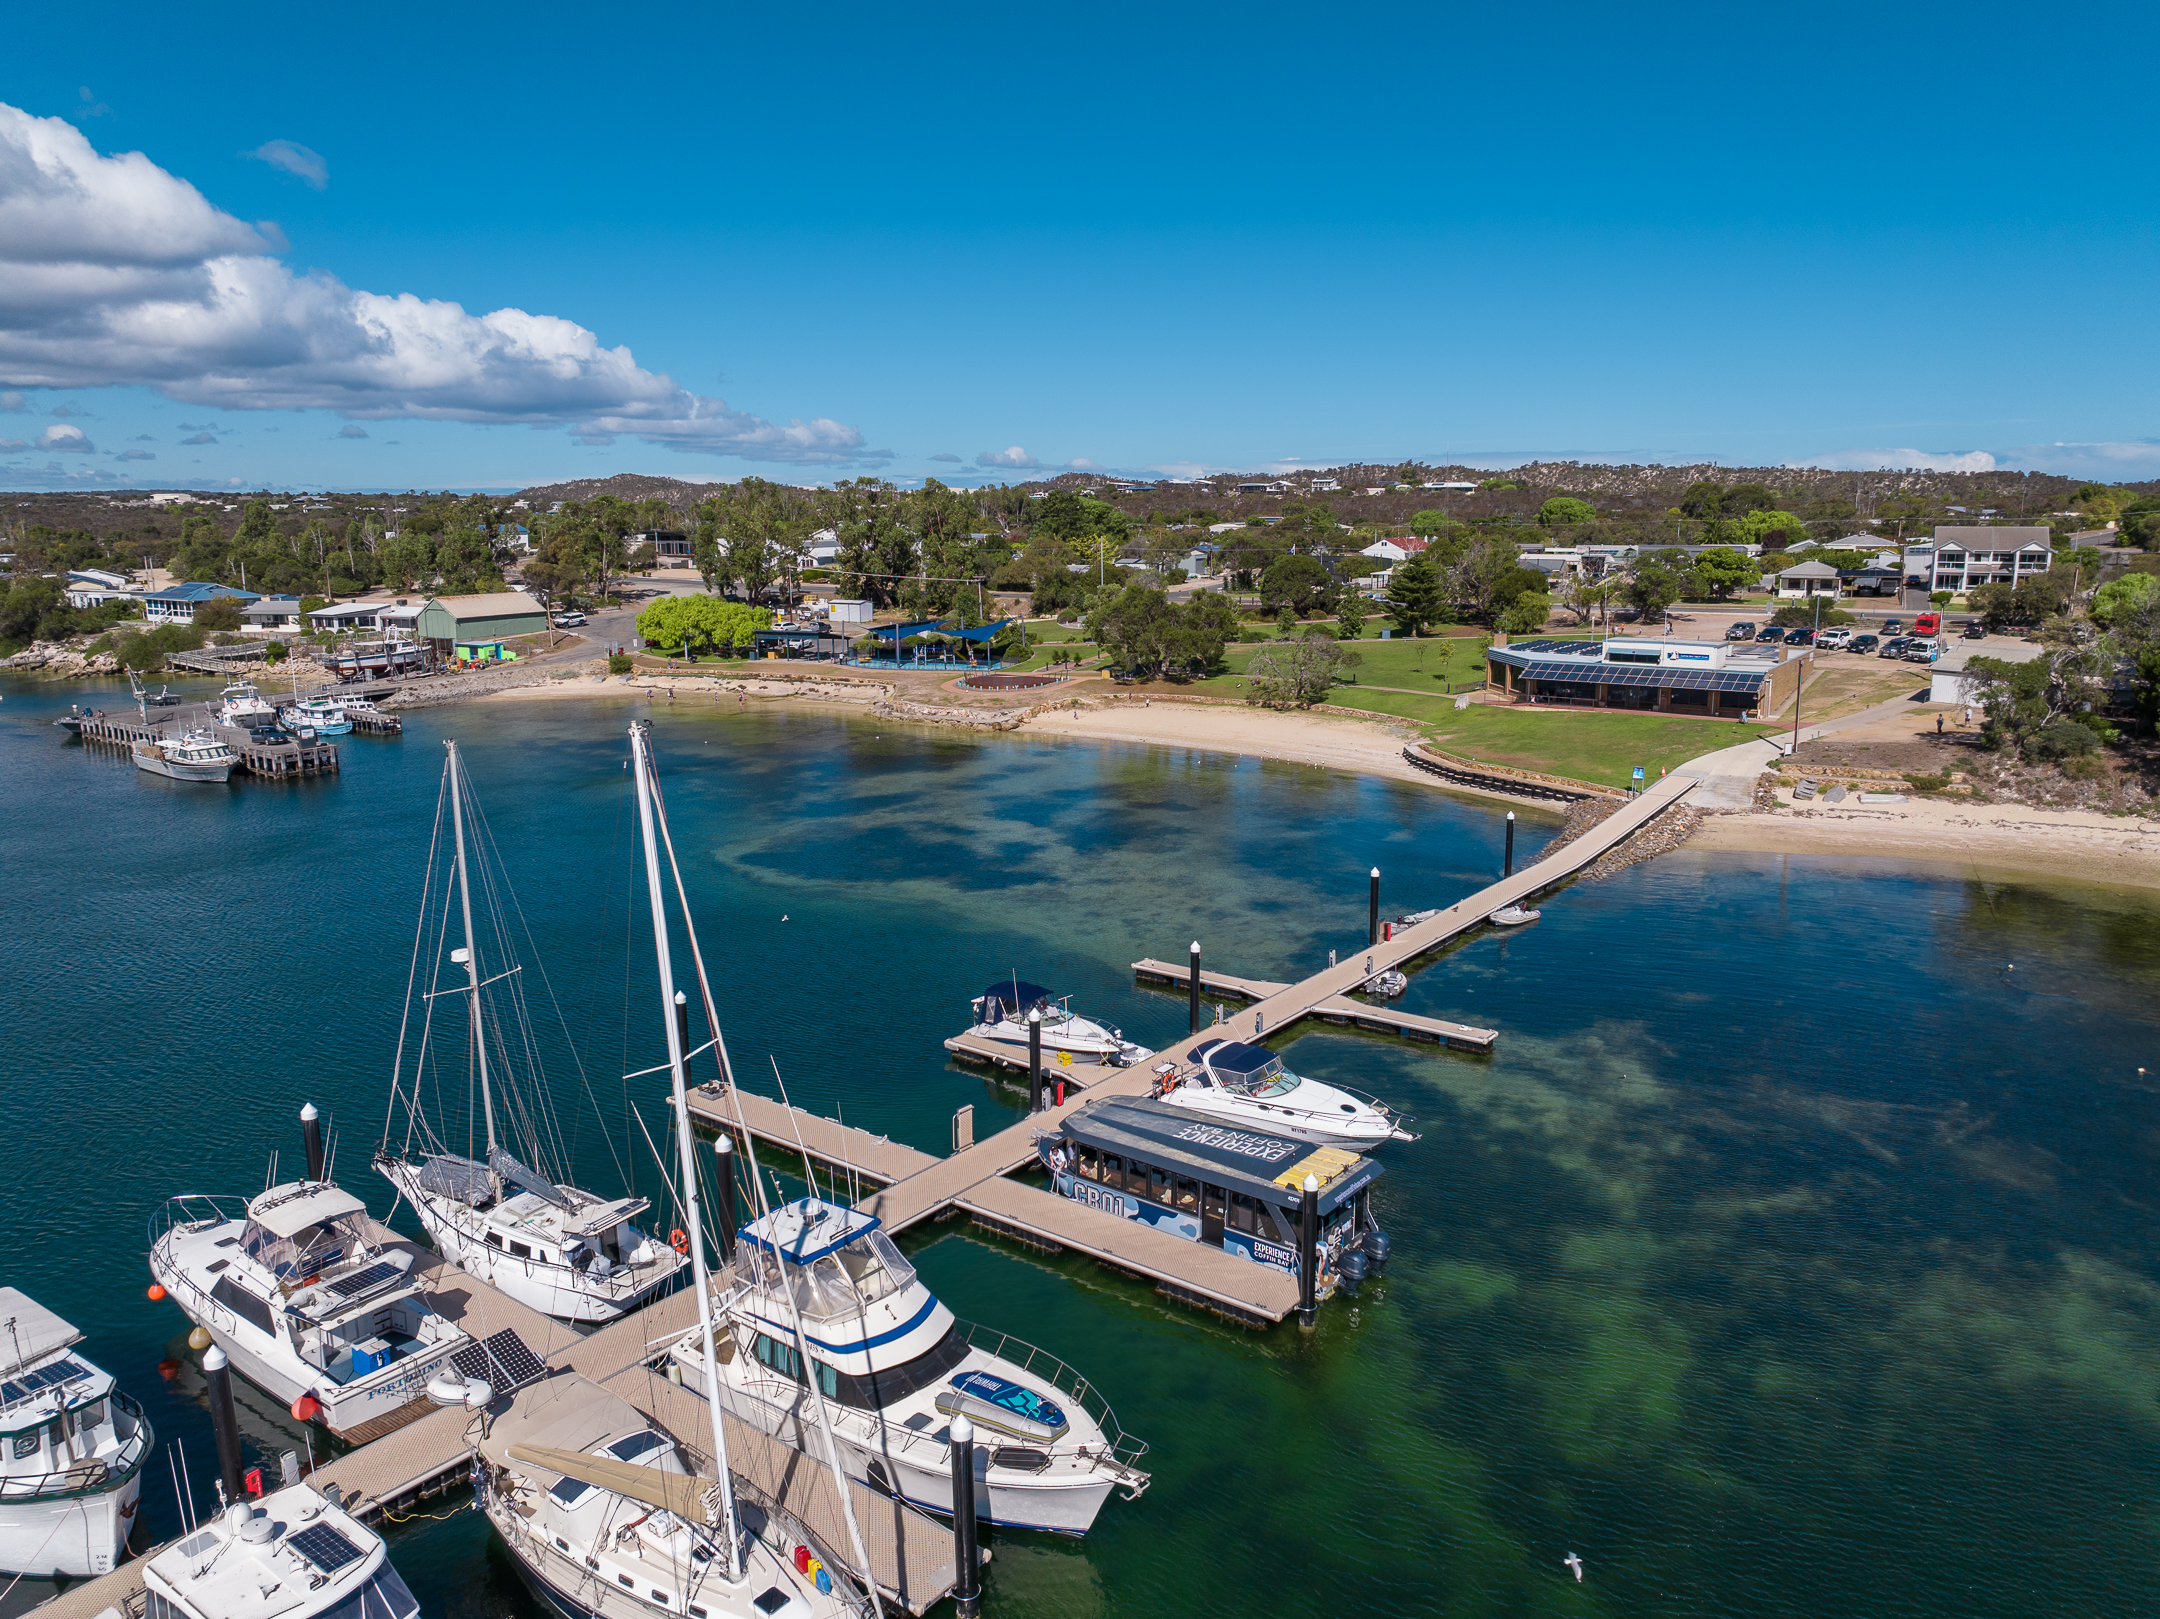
[3,675,2157,1619]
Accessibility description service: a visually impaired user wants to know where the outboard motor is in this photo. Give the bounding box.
[1340,1247,1370,1294]
[1364,1228,1391,1266]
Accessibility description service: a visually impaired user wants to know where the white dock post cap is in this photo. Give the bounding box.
[673,989,687,1006]
[203,1345,228,1371]
[1190,941,1201,953]
[949,1414,973,1446]
[715,1135,733,1156]
[1027,1007,1041,1022]
[300,1102,318,1122]
[1506,811,1515,822]
[1303,1174,1319,1192]
[1370,866,1380,877]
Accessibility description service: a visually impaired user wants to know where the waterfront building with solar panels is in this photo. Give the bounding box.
[148,1151,473,1443]
[1482,635,1808,719]
[141,1482,417,1619]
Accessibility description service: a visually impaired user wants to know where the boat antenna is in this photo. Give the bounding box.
[176,1437,199,1534]
[771,1057,820,1201]
[627,722,743,1581]
[446,740,501,1182]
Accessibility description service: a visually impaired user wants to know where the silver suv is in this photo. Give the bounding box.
[1814,626,1854,650]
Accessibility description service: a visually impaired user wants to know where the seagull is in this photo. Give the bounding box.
[781,915,789,922]
[1562,1553,1583,1583]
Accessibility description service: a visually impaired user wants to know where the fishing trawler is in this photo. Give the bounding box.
[132,729,238,783]
[375,741,685,1323]
[1037,1095,1392,1296]
[1150,1038,1416,1147]
[143,1484,418,1619]
[666,1198,1149,1534]
[470,719,864,1619]
[968,976,1151,1066]
[0,1288,153,1577]
[148,1111,471,1441]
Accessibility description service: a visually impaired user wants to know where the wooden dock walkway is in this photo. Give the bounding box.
[688,1086,940,1188]
[1129,959,1498,1050]
[941,1028,1126,1090]
[72,704,341,778]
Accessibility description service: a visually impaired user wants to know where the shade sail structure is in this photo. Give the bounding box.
[870,617,1012,643]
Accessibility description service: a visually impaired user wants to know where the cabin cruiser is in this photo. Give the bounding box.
[132,728,237,783]
[476,1375,853,1619]
[148,1150,470,1442]
[666,1198,1149,1535]
[1151,1039,1416,1147]
[969,977,1151,1066]
[143,1484,417,1619]
[214,681,276,728]
[1037,1096,1392,1298]
[376,740,687,1323]
[279,696,352,734]
[0,1288,153,1577]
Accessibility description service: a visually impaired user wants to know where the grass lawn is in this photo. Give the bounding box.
[1407,705,1777,788]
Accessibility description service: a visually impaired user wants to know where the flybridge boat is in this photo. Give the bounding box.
[1038,1096,1392,1298]
[132,729,237,783]
[665,1198,1149,1535]
[149,1120,470,1442]
[144,1484,418,1619]
[969,977,1152,1066]
[1152,1038,1417,1147]
[214,681,276,728]
[376,740,685,1323]
[279,696,352,734]
[0,1288,153,1577]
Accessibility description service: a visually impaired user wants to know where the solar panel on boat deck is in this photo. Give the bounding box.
[451,1327,545,1393]
[3,1359,89,1401]
[324,1262,402,1299]
[287,1523,365,1573]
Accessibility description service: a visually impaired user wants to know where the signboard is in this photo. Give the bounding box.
[1632,766,1645,785]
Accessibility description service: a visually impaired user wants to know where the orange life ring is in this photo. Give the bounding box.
[670,1228,689,1255]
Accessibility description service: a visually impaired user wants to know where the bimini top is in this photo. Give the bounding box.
[1192,1039,1274,1079]
[977,979,1051,1019]
[247,1182,369,1238]
[738,1197,882,1265]
[0,1288,82,1369]
[1054,1097,1381,1213]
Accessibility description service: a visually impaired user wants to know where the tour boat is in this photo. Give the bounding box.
[0,1288,153,1578]
[1037,1095,1392,1296]
[280,696,353,734]
[214,681,276,728]
[375,741,686,1323]
[471,718,865,1619]
[664,1197,1151,1535]
[969,976,1152,1066]
[148,1141,471,1441]
[143,1484,418,1619]
[1488,905,1540,926]
[132,729,238,783]
[1151,1038,1416,1147]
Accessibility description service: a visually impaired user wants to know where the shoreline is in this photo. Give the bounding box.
[466,670,2160,889]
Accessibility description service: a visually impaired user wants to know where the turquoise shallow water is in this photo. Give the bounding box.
[3,676,2158,1619]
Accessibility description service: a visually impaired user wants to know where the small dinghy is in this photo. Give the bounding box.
[1488,905,1541,926]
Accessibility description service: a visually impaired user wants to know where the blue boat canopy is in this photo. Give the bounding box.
[977,979,1052,1021]
[1193,1039,1277,1077]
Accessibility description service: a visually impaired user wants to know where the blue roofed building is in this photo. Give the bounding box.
[142,581,260,624]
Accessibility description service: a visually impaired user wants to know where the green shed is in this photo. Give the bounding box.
[415,591,548,652]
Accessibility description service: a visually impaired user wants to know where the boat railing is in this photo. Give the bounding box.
[147,1192,249,1252]
[951,1318,1150,1476]
[0,1392,152,1499]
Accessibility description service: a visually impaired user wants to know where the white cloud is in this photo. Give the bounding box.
[180,431,216,444]
[1792,448,2000,473]
[116,447,154,460]
[1066,457,1101,470]
[244,140,327,190]
[76,87,112,120]
[0,103,878,466]
[0,390,21,411]
[338,423,368,438]
[928,452,961,463]
[50,402,85,416]
[978,445,1043,468]
[0,436,25,450]
[37,422,92,451]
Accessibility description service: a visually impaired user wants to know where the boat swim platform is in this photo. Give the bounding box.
[1128,959,1498,1051]
[33,1248,962,1619]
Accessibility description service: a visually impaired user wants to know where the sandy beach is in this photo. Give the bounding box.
[1689,799,2160,889]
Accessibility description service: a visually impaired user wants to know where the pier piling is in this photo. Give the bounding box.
[948,1415,981,1619]
[301,1102,324,1181]
[1504,811,1516,877]
[204,1345,246,1503]
[1027,1009,1043,1111]
[1297,1175,1319,1331]
[1368,868,1380,946]
[1188,941,1202,1034]
[715,1136,737,1263]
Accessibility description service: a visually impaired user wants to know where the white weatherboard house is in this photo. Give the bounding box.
[1775,560,1843,599]
[1903,526,2053,593]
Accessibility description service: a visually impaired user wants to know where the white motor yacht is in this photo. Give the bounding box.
[968,977,1151,1066]
[376,741,687,1323]
[142,1485,418,1619]
[280,697,352,734]
[1152,1038,1417,1147]
[666,1198,1149,1536]
[148,1163,470,1442]
[133,729,238,783]
[214,681,276,728]
[0,1288,153,1577]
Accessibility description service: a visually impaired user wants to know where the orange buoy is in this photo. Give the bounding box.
[290,1395,320,1422]
[670,1228,690,1255]
[147,1284,166,1302]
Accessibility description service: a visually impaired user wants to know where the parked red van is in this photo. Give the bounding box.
[1913,611,1941,636]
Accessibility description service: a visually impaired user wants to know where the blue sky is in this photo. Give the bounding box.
[5,0,2158,493]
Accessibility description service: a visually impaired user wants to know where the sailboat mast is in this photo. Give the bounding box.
[629,723,743,1581]
[446,741,499,1161]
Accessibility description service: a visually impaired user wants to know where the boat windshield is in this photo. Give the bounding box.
[737,1244,869,1320]
[1225,1058,1300,1099]
[239,1215,369,1282]
[831,1229,917,1306]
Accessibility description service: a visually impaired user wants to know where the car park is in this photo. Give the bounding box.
[1756,625,1786,642]
[1848,633,1880,654]
[1727,621,1757,641]
[1815,627,1853,650]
